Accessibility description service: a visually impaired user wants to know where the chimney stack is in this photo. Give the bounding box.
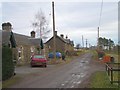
[60,34,64,38]
[2,22,12,31]
[55,31,57,36]
[66,35,68,39]
[31,31,35,38]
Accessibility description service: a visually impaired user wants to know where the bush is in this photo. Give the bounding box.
[66,51,78,56]
[2,47,14,81]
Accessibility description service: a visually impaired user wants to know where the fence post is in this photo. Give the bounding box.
[105,64,107,71]
[110,69,113,84]
[108,68,110,76]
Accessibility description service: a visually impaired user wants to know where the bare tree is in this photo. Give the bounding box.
[32,9,50,42]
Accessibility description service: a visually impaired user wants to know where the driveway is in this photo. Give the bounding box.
[10,52,105,88]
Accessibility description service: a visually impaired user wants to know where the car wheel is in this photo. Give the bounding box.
[31,65,33,67]
[45,65,47,67]
[43,64,47,67]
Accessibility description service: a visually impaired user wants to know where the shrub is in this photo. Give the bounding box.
[2,47,14,81]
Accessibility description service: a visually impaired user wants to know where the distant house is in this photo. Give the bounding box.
[1,22,41,65]
[45,31,74,55]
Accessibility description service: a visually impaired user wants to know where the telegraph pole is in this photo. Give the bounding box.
[52,1,56,62]
[82,35,84,48]
[97,27,99,50]
[86,39,87,49]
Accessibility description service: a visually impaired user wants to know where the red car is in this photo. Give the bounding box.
[31,55,47,67]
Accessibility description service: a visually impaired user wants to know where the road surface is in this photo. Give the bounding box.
[10,52,104,88]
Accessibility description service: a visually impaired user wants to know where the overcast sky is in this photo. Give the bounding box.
[0,0,119,46]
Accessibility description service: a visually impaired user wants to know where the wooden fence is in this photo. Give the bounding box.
[105,63,120,84]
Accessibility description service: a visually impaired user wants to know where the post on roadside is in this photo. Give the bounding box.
[52,1,56,63]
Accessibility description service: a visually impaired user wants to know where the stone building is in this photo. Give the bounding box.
[2,22,40,65]
[45,31,74,55]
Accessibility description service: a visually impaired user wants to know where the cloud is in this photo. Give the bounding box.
[0,1,1,48]
[1,2,118,46]
[1,0,119,2]
[2,2,51,35]
[99,21,118,43]
[55,2,118,29]
[53,2,118,45]
[55,2,100,27]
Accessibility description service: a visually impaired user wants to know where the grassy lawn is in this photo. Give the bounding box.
[90,50,98,60]
[113,72,119,82]
[89,71,119,88]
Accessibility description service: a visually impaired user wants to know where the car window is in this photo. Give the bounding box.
[33,55,45,59]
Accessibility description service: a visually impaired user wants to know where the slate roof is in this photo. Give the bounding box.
[1,30,74,47]
[45,35,66,44]
[1,30,40,46]
[28,38,40,46]
[45,34,74,46]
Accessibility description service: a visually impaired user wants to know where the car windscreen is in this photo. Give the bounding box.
[33,55,45,59]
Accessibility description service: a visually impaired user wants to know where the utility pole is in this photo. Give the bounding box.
[52,1,56,62]
[82,35,84,48]
[40,24,42,54]
[97,27,99,50]
[86,39,87,49]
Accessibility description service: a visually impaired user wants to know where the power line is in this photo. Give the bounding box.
[99,0,103,27]
[86,39,87,48]
[98,0,103,49]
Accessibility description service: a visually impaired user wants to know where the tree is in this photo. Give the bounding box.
[32,9,50,42]
[76,44,80,50]
[99,37,114,50]
[2,47,14,81]
[108,39,114,51]
[40,38,44,49]
[10,31,16,48]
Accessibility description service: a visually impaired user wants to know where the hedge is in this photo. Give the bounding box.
[2,47,14,81]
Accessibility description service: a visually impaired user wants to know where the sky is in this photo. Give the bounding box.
[0,0,119,47]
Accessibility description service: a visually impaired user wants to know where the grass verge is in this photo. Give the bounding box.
[89,71,119,88]
[90,50,98,60]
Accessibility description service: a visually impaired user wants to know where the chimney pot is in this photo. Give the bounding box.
[31,31,35,38]
[55,31,57,36]
[60,34,64,38]
[2,22,12,31]
[66,35,68,39]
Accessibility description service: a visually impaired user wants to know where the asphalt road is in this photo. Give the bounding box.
[10,52,104,88]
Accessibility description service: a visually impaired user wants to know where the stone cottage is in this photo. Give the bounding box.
[45,31,74,55]
[2,22,41,65]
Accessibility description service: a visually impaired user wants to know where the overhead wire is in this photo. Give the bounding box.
[97,0,103,48]
[99,0,103,27]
